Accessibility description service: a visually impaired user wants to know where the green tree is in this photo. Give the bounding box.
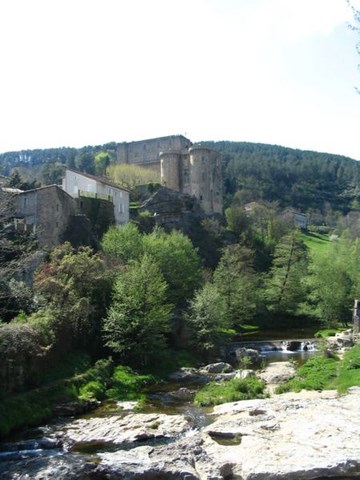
[107,163,160,192]
[213,244,259,329]
[101,223,143,265]
[306,236,355,326]
[264,232,308,317]
[94,151,110,176]
[186,282,227,359]
[103,254,172,366]
[34,243,111,350]
[76,150,95,174]
[142,227,202,307]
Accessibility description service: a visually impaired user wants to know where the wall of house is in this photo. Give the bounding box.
[15,186,75,248]
[62,170,129,225]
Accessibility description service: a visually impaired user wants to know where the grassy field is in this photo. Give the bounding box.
[301,231,331,257]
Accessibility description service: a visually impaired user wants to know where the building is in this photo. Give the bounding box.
[62,169,129,225]
[116,135,222,215]
[13,185,75,247]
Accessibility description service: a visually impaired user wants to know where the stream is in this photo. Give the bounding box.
[0,335,341,479]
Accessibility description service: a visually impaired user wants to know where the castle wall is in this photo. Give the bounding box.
[117,135,191,168]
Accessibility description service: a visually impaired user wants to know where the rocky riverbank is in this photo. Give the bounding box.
[1,381,360,478]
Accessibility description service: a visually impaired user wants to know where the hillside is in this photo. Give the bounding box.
[202,141,360,214]
[1,140,360,214]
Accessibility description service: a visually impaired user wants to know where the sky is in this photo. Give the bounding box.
[0,0,359,159]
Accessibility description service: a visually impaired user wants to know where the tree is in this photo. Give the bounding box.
[76,150,95,174]
[34,242,111,350]
[186,282,227,360]
[0,190,39,321]
[101,223,143,264]
[94,151,110,176]
[264,232,308,317]
[107,163,160,192]
[306,236,356,326]
[103,254,172,366]
[213,244,259,330]
[142,227,202,307]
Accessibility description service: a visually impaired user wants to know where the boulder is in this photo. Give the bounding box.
[234,369,256,380]
[200,362,234,374]
[259,361,296,385]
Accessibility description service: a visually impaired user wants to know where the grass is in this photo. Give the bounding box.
[301,231,331,258]
[194,377,267,407]
[276,343,360,394]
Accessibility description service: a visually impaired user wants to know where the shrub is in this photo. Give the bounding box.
[275,354,338,393]
[194,377,267,407]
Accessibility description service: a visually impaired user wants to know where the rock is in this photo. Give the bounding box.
[197,387,360,479]
[259,361,296,385]
[234,369,255,380]
[200,362,234,374]
[53,399,100,416]
[168,367,211,384]
[233,347,260,365]
[168,387,195,402]
[62,412,191,447]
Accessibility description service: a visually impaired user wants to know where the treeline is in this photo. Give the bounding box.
[202,141,360,214]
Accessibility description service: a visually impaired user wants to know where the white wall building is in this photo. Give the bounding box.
[62,169,129,225]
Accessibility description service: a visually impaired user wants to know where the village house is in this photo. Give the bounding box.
[62,168,129,225]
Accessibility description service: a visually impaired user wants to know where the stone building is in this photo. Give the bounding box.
[13,185,75,248]
[62,169,129,225]
[116,135,223,215]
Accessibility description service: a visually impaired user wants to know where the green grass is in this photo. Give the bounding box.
[275,355,338,393]
[105,365,155,401]
[194,377,267,407]
[337,343,360,393]
[301,231,331,257]
[276,344,360,394]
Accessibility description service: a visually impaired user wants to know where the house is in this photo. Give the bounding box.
[13,185,75,247]
[62,169,129,225]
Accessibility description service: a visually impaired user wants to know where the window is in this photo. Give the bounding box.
[119,203,123,214]
[23,197,27,208]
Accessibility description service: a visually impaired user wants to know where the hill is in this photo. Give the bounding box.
[1,140,360,214]
[202,141,360,214]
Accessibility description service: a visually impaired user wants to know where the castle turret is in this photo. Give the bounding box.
[160,151,181,191]
[187,145,222,215]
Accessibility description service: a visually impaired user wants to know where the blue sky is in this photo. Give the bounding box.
[0,0,359,159]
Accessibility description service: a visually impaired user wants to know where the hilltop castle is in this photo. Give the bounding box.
[116,135,223,215]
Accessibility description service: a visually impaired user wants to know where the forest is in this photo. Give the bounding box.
[1,140,360,437]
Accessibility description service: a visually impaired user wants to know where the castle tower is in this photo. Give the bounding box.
[187,146,223,215]
[160,152,181,191]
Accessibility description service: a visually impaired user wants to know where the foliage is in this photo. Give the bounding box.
[101,223,143,264]
[33,242,111,350]
[103,254,172,367]
[186,282,228,359]
[107,163,160,192]
[194,377,267,407]
[275,354,338,393]
[94,151,110,176]
[264,231,309,317]
[213,244,259,329]
[337,343,360,393]
[305,236,354,326]
[105,365,155,401]
[142,227,202,307]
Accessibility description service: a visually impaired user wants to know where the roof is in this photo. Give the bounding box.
[16,184,74,199]
[65,168,129,192]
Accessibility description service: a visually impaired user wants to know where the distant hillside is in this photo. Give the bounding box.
[1,140,359,214]
[202,141,360,213]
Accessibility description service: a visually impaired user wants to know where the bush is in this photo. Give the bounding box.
[337,343,360,393]
[194,377,267,407]
[275,354,338,393]
[105,365,155,401]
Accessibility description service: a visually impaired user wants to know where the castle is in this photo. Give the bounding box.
[116,135,223,215]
